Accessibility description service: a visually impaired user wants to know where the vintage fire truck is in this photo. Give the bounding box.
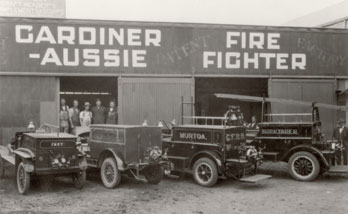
[215,93,348,181]
[0,124,87,195]
[161,112,271,187]
[80,125,171,189]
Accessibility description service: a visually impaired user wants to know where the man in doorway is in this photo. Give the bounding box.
[333,118,348,165]
[106,100,118,124]
[59,98,69,133]
[91,98,107,124]
[248,115,259,130]
[69,99,80,133]
[80,102,92,127]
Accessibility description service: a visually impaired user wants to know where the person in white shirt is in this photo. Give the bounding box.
[80,102,92,127]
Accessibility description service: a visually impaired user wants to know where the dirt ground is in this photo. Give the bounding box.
[0,162,348,214]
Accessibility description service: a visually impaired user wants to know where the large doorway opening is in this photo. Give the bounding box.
[60,77,118,109]
[195,77,268,124]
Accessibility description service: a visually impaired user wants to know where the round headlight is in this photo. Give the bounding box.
[246,148,257,157]
[61,157,66,163]
[149,147,162,161]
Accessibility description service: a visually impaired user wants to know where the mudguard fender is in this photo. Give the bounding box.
[13,148,35,173]
[13,148,35,159]
[98,149,126,171]
[190,151,223,173]
[282,144,329,168]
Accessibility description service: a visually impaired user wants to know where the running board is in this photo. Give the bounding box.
[239,174,272,183]
[328,165,348,173]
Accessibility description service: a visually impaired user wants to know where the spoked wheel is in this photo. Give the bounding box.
[0,155,5,178]
[289,152,320,182]
[17,161,30,195]
[100,157,121,189]
[193,158,218,187]
[143,165,164,184]
[72,170,86,189]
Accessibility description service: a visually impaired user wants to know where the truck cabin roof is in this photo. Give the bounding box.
[24,132,76,139]
[90,124,159,129]
[259,122,315,125]
[174,124,244,130]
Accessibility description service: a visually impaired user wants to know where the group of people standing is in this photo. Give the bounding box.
[59,98,118,133]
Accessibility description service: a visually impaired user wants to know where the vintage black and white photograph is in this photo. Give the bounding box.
[0,0,348,213]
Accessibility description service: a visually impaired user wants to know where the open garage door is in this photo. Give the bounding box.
[195,77,268,125]
[268,79,337,140]
[118,77,194,125]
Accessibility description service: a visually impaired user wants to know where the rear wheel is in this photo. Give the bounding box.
[288,151,320,182]
[17,161,30,195]
[72,170,87,189]
[0,155,4,178]
[193,158,218,187]
[143,165,164,184]
[100,157,121,189]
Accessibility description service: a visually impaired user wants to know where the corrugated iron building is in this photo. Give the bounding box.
[0,17,348,144]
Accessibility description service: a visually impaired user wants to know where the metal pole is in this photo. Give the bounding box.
[181,96,184,125]
[191,96,194,124]
[261,100,264,123]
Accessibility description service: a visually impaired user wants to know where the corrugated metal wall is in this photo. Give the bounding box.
[0,76,58,145]
[118,77,193,125]
[268,79,337,140]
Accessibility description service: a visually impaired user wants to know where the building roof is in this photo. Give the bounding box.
[284,1,348,27]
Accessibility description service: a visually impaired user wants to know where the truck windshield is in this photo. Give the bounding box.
[91,128,117,143]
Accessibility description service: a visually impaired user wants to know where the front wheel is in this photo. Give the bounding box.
[100,157,121,189]
[143,165,164,184]
[192,158,218,187]
[17,161,30,195]
[0,155,5,178]
[72,171,87,189]
[288,151,320,182]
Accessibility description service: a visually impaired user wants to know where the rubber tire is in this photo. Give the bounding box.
[16,161,30,195]
[288,151,320,182]
[100,157,121,189]
[143,165,164,184]
[0,155,5,179]
[72,171,87,189]
[192,158,218,187]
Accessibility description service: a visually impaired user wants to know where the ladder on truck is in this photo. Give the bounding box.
[179,96,229,126]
